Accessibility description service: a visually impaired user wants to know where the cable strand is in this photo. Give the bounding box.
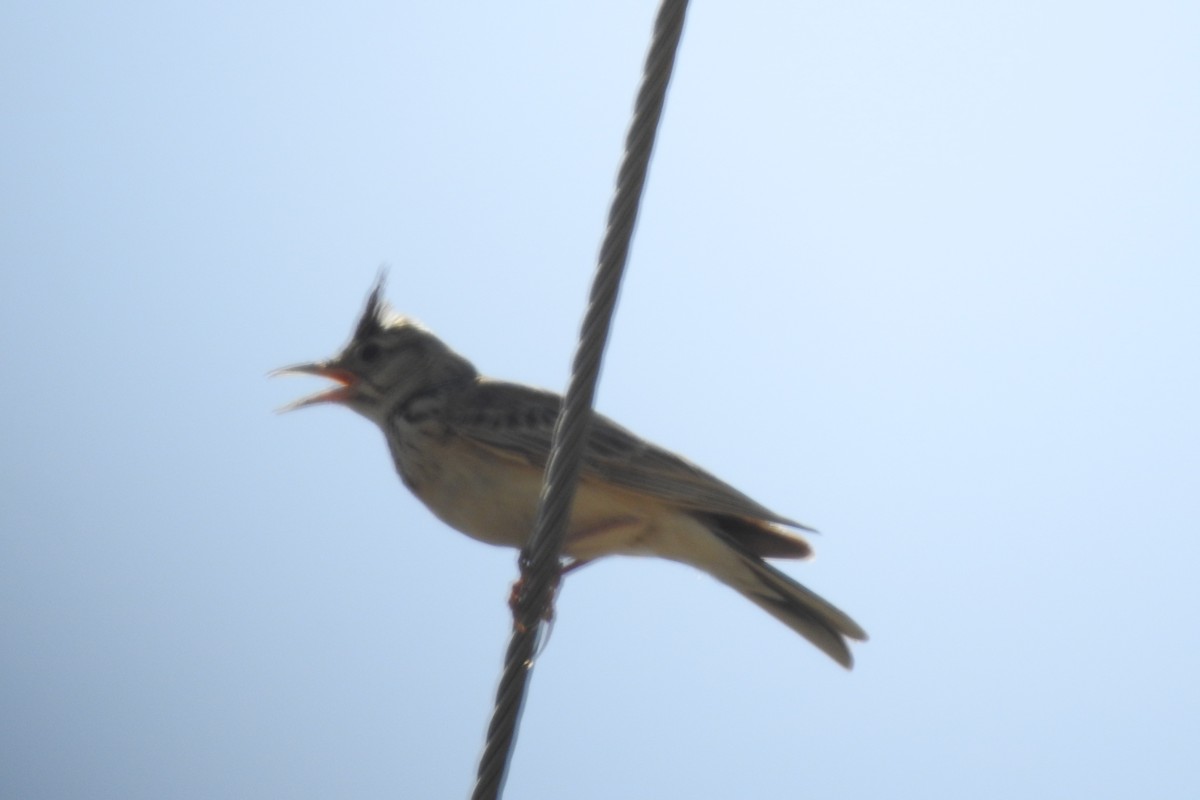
[469,2,690,798]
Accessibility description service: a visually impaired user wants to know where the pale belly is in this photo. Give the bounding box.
[400,436,668,561]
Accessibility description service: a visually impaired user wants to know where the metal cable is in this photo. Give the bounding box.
[470,2,691,798]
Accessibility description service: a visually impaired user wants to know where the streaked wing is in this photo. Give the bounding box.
[446,379,807,529]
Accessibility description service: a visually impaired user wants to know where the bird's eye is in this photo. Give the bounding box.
[358,342,382,363]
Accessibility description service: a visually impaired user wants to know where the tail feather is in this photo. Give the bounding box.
[707,528,868,669]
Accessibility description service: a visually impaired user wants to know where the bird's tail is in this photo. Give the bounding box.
[697,528,868,668]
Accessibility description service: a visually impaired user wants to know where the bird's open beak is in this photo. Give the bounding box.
[270,361,359,412]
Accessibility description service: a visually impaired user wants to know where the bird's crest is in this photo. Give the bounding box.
[354,269,404,339]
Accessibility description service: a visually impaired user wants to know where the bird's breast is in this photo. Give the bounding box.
[389,433,545,548]
[387,432,669,558]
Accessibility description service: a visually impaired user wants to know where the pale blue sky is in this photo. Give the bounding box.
[3,2,1198,798]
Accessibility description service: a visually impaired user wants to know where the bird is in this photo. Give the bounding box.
[274,276,867,668]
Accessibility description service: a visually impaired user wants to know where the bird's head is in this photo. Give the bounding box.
[273,273,477,423]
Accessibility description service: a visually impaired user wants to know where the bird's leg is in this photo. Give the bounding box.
[508,514,639,632]
[559,556,594,577]
[508,557,595,634]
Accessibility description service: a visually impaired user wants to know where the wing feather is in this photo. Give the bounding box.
[446,379,810,530]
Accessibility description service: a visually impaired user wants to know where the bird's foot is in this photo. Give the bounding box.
[508,557,592,633]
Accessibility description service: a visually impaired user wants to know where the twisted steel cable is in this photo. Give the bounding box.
[470,2,691,798]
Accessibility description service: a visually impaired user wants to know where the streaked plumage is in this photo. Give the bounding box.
[275,276,866,667]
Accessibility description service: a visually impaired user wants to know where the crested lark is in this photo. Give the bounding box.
[276,277,866,667]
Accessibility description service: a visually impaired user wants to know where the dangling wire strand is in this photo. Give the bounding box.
[469,2,691,798]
